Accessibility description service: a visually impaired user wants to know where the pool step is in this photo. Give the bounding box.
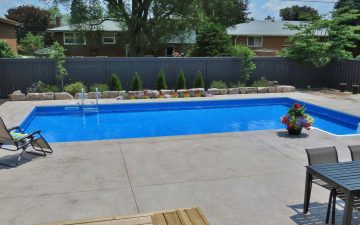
[83,107,99,113]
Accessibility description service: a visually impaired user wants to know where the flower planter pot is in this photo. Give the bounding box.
[288,128,302,135]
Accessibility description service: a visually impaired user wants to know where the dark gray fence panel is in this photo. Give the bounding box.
[1,57,360,98]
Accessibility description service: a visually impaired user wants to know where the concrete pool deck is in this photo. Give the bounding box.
[0,91,359,225]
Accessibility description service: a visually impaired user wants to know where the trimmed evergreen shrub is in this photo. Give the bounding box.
[109,73,122,91]
[193,71,204,88]
[156,69,167,90]
[132,72,142,91]
[176,70,186,90]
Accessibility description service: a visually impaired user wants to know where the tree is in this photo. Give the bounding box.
[0,41,15,58]
[193,71,205,88]
[199,0,249,27]
[191,22,233,56]
[19,32,44,55]
[231,45,256,82]
[280,5,319,21]
[265,15,275,22]
[70,0,89,24]
[281,15,360,67]
[47,5,62,27]
[50,42,68,91]
[156,69,167,90]
[52,0,200,56]
[5,5,52,40]
[132,73,142,91]
[176,70,186,90]
[109,73,122,91]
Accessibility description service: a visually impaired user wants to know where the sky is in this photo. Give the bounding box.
[0,0,336,20]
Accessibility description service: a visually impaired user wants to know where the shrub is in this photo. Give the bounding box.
[193,71,204,88]
[132,72,142,91]
[19,32,44,55]
[109,73,122,91]
[210,80,227,89]
[176,70,186,90]
[90,83,109,92]
[156,69,167,90]
[39,84,61,93]
[251,77,271,87]
[26,81,45,93]
[229,82,246,88]
[50,42,67,91]
[231,45,256,82]
[64,82,87,95]
[0,40,15,58]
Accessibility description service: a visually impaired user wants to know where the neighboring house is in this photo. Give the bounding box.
[227,20,308,56]
[47,20,195,57]
[0,18,20,53]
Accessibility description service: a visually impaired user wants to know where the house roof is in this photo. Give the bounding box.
[47,20,124,32]
[227,20,309,36]
[0,17,20,26]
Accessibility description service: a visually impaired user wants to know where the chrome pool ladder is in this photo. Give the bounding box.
[81,87,99,113]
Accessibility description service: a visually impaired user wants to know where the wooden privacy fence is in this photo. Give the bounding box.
[0,57,359,98]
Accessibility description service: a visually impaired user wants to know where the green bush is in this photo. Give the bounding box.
[132,73,142,91]
[109,73,122,91]
[193,71,204,88]
[64,82,87,95]
[19,32,44,55]
[39,84,61,93]
[251,77,270,87]
[229,82,246,88]
[90,83,109,92]
[156,69,167,90]
[0,40,15,58]
[210,80,227,89]
[231,45,256,82]
[176,70,186,90]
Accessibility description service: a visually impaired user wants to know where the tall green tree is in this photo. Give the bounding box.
[280,5,319,21]
[0,41,15,58]
[19,32,44,55]
[281,14,360,67]
[70,0,89,24]
[199,0,249,26]
[191,22,233,56]
[50,42,68,91]
[5,5,52,40]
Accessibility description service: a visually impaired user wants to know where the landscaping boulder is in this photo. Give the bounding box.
[268,87,276,93]
[54,92,73,100]
[101,91,126,98]
[245,87,257,94]
[239,87,247,94]
[276,85,296,93]
[227,88,240,95]
[177,89,189,97]
[9,90,26,101]
[126,91,144,99]
[257,87,269,93]
[88,92,101,99]
[74,93,88,99]
[144,90,160,98]
[208,88,227,95]
[161,89,176,95]
[189,88,205,97]
[26,92,54,100]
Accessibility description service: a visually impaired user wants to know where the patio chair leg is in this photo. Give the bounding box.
[331,190,336,224]
[326,190,333,224]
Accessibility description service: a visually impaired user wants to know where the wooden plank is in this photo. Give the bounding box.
[195,208,211,225]
[176,210,193,225]
[185,208,207,225]
[152,213,167,225]
[163,212,182,225]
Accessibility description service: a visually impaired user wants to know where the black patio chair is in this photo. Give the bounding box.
[349,145,360,161]
[0,117,52,167]
[305,146,339,224]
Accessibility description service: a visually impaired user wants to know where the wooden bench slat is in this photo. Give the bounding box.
[163,212,182,225]
[152,213,167,225]
[176,210,193,225]
[194,208,210,225]
[185,209,207,225]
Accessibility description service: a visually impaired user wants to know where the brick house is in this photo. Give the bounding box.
[0,18,20,53]
[227,20,308,56]
[47,20,195,57]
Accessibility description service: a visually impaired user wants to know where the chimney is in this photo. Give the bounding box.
[55,16,61,27]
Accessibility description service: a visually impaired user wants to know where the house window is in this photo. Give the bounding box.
[63,32,86,45]
[247,36,262,47]
[102,33,116,44]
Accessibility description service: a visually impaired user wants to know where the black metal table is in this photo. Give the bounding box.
[303,161,360,225]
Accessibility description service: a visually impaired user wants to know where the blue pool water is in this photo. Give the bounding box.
[20,98,360,142]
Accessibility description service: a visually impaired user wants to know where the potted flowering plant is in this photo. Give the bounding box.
[281,103,314,135]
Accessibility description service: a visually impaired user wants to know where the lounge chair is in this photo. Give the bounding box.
[349,145,360,161]
[305,146,339,224]
[0,117,52,167]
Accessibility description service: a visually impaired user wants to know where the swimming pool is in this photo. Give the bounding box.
[20,98,360,142]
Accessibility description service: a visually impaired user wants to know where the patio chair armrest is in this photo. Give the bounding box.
[8,126,21,132]
[18,130,41,141]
